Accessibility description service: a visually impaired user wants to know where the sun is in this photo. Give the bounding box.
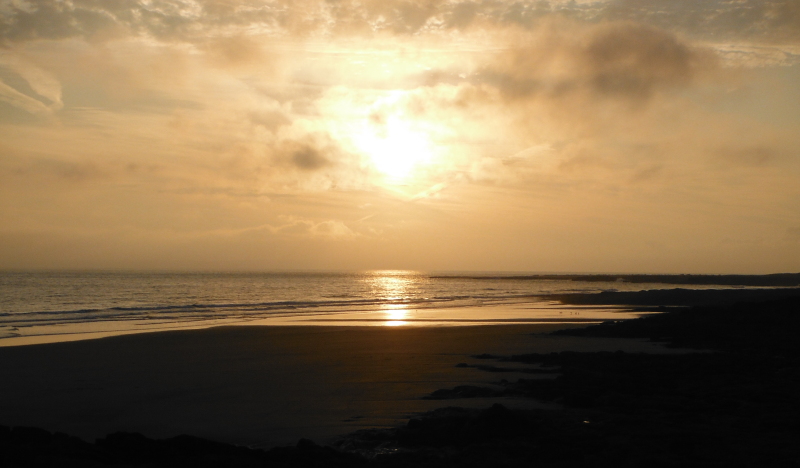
[353,114,434,181]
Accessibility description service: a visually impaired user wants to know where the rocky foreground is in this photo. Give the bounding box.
[3,292,800,467]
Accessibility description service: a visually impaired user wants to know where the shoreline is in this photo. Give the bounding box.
[0,302,642,348]
[4,287,798,348]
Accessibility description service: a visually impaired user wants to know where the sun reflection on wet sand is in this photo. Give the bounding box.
[384,305,409,326]
[365,271,417,326]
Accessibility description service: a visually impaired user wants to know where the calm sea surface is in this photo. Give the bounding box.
[0,271,745,345]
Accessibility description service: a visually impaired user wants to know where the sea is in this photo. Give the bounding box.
[0,270,758,346]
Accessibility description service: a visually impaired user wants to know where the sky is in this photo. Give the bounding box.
[1,0,799,273]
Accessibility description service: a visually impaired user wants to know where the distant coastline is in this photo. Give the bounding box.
[431,272,800,287]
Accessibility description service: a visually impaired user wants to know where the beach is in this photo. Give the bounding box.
[2,285,800,466]
[0,323,679,448]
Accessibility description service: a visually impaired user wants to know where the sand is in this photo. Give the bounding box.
[0,324,680,448]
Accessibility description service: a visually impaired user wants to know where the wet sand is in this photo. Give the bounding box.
[0,324,677,448]
[0,301,644,348]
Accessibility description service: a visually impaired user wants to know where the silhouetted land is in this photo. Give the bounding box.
[545,286,800,307]
[3,289,800,467]
[339,293,800,466]
[432,272,800,287]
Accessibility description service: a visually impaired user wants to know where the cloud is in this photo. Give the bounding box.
[0,78,51,114]
[202,34,267,67]
[269,134,352,175]
[579,23,707,97]
[599,0,800,43]
[479,21,716,103]
[355,20,729,189]
[0,53,62,115]
[410,182,448,200]
[1,1,796,72]
[288,143,331,171]
[275,215,360,239]
[0,0,794,41]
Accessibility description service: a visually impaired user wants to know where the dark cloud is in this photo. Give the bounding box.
[370,0,441,34]
[480,22,716,103]
[600,0,800,43]
[2,0,798,46]
[446,1,481,29]
[579,23,704,98]
[291,146,330,170]
[770,0,800,37]
[0,59,62,116]
[0,64,43,101]
[1,0,134,43]
[273,139,336,171]
[0,99,43,123]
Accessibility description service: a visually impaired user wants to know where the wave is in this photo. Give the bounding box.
[0,294,548,328]
[6,293,546,316]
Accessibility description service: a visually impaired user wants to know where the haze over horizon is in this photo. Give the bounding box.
[1,0,799,273]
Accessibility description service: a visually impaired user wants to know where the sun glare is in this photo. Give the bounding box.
[364,271,416,326]
[354,115,434,181]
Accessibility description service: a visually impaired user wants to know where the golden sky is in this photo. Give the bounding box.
[1,0,799,272]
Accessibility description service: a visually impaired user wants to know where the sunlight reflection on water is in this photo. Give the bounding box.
[365,270,416,326]
[1,269,696,345]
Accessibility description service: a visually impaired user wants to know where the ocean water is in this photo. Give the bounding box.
[0,270,744,345]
